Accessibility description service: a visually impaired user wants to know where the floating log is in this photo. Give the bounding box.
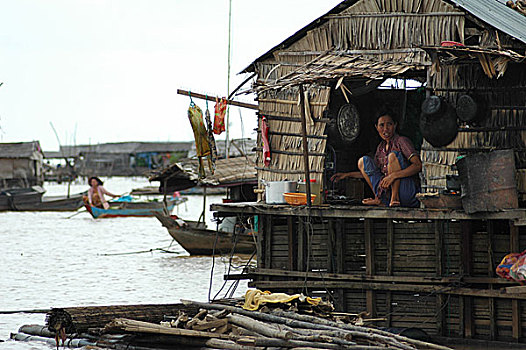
[46,303,198,333]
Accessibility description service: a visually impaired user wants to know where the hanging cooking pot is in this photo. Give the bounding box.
[337,103,360,144]
[420,96,458,147]
[456,94,487,123]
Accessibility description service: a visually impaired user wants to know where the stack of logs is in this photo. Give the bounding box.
[101,300,452,350]
[9,300,455,349]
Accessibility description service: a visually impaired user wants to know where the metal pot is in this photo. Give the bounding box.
[264,181,297,204]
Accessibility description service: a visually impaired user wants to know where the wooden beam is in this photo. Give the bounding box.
[297,218,305,272]
[249,280,526,300]
[177,89,258,110]
[210,203,526,222]
[236,268,515,285]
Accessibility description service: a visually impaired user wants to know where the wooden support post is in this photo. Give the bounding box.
[327,220,335,273]
[510,221,521,342]
[487,221,496,341]
[333,219,345,312]
[298,85,312,207]
[460,221,474,338]
[435,220,445,336]
[287,217,295,271]
[386,220,394,328]
[264,215,273,270]
[364,219,376,317]
[298,218,305,272]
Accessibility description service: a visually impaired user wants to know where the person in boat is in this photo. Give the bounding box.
[331,110,422,208]
[84,176,120,209]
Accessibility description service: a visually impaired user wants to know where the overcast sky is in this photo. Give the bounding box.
[0,0,342,151]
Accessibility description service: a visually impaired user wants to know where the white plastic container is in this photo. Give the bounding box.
[264,181,297,204]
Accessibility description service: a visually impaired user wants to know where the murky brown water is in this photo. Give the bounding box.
[0,178,249,349]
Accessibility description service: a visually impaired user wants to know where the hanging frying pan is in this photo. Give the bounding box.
[337,103,361,144]
[420,96,458,147]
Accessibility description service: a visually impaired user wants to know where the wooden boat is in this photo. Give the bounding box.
[85,197,187,219]
[0,187,85,212]
[153,212,256,255]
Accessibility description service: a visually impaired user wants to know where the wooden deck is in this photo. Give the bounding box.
[211,202,526,224]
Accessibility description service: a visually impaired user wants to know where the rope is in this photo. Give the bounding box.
[98,245,181,256]
[225,0,233,158]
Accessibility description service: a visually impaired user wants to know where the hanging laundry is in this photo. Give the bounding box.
[204,99,218,174]
[213,97,227,135]
[261,116,271,167]
[188,100,211,178]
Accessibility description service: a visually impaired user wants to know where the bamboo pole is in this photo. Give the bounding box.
[177,89,257,110]
[299,85,312,207]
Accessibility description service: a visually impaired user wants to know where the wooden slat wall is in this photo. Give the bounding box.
[256,86,330,186]
[252,215,526,343]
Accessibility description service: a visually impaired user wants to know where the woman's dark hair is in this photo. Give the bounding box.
[88,176,103,186]
[375,109,398,125]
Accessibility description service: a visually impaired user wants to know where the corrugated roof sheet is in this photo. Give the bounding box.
[449,0,526,44]
[0,141,41,159]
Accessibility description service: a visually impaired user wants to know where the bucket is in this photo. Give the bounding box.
[264,181,297,204]
[456,149,518,214]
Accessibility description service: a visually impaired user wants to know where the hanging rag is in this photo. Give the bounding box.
[188,100,211,177]
[261,116,271,167]
[204,99,218,174]
[213,97,227,135]
[242,289,322,311]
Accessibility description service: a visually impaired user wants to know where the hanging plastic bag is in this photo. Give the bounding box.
[213,97,227,135]
[188,99,211,177]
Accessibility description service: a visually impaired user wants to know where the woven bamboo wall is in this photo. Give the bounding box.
[423,62,526,193]
[256,86,330,185]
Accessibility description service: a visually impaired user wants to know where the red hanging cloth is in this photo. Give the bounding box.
[213,97,227,135]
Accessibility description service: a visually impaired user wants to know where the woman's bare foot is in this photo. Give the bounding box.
[390,200,401,207]
[362,198,382,206]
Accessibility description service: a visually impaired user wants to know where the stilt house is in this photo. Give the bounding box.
[212,0,526,346]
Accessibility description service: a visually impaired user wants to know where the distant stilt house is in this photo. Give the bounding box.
[211,0,526,345]
[0,141,44,189]
[45,141,193,177]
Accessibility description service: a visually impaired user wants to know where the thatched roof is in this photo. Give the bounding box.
[254,51,426,93]
[0,141,42,159]
[150,155,257,193]
[243,0,526,74]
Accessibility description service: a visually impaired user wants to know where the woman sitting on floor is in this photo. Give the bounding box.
[331,110,422,208]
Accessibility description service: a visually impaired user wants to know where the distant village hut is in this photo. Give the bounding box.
[0,141,44,189]
[241,0,526,200]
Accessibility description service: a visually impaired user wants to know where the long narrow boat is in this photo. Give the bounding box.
[0,187,86,212]
[85,197,187,219]
[153,212,256,255]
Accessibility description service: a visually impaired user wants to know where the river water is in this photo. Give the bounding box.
[0,177,250,349]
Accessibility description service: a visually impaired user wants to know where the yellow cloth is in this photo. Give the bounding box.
[242,289,322,311]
